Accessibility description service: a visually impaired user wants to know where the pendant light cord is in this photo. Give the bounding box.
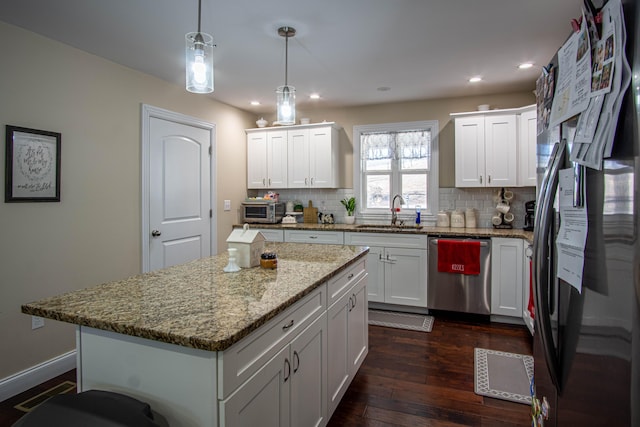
[284,28,289,86]
[197,0,202,34]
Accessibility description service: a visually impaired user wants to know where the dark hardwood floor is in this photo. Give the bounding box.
[1,313,531,427]
[328,313,533,426]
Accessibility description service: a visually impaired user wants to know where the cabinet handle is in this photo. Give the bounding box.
[262,178,266,185]
[352,293,357,309]
[293,351,300,373]
[311,177,314,185]
[348,273,354,280]
[309,236,318,239]
[488,175,491,184]
[479,175,483,184]
[268,178,272,186]
[284,358,291,382]
[282,319,294,331]
[305,178,308,185]
[348,296,353,312]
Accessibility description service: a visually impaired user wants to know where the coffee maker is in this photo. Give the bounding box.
[523,200,535,231]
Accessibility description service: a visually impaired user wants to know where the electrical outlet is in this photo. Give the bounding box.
[31,316,45,330]
[224,200,231,211]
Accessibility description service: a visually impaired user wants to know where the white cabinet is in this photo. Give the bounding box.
[221,313,327,427]
[248,123,342,190]
[518,107,537,187]
[247,130,288,189]
[522,242,534,335]
[327,272,368,418]
[454,114,517,187]
[490,237,524,317]
[288,125,340,188]
[284,229,344,245]
[344,232,428,307]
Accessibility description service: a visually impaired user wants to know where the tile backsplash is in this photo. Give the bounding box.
[247,187,536,229]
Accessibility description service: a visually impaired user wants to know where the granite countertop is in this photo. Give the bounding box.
[236,223,534,242]
[22,243,368,352]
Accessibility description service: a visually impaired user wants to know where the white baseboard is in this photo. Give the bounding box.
[0,350,76,402]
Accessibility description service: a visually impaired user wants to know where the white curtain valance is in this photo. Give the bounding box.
[362,129,431,160]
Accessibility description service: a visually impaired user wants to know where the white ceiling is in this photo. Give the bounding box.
[0,0,583,114]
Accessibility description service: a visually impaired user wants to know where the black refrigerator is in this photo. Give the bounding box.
[532,0,639,426]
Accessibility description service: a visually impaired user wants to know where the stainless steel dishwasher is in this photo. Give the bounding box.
[427,237,491,315]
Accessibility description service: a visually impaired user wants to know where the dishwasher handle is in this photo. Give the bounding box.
[430,239,489,247]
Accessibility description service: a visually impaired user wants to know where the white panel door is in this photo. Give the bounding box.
[518,109,537,187]
[287,129,310,188]
[247,131,268,189]
[455,117,485,187]
[309,126,333,187]
[384,247,428,307]
[267,130,288,188]
[149,116,211,271]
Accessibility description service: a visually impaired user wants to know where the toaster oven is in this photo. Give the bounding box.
[241,201,285,223]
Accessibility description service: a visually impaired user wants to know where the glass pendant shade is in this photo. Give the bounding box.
[276,85,296,125]
[186,32,214,93]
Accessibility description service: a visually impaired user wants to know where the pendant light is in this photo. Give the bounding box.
[275,26,296,125]
[185,0,214,93]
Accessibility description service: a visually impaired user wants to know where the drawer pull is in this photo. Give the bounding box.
[282,319,295,330]
[284,358,291,382]
[309,236,318,239]
[348,273,354,280]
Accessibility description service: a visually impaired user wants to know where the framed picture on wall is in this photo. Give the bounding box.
[5,125,61,202]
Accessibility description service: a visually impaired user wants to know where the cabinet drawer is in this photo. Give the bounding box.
[284,230,344,245]
[344,232,428,249]
[327,259,366,307]
[218,284,326,398]
[254,228,284,242]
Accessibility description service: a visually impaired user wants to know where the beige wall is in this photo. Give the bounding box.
[0,22,254,378]
[0,20,535,381]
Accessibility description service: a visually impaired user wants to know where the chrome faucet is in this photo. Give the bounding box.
[391,194,405,226]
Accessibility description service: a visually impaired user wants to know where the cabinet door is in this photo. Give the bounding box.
[518,109,537,187]
[365,246,384,303]
[455,116,485,187]
[490,238,524,317]
[287,129,310,188]
[309,126,336,188]
[221,345,290,427]
[327,290,350,417]
[247,131,268,189]
[484,115,517,187]
[290,313,327,427]
[267,130,288,188]
[348,276,368,374]
[384,247,428,307]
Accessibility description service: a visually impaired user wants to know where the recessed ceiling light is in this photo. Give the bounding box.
[309,93,320,99]
[469,77,482,83]
[250,101,260,106]
[518,63,534,69]
[377,86,391,92]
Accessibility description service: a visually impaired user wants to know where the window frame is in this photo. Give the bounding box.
[353,120,439,224]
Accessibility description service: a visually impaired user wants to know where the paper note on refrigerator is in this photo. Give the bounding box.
[556,168,588,292]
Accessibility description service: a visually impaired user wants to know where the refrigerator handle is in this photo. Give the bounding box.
[533,139,565,390]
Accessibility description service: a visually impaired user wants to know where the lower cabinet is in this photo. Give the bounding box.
[254,227,285,242]
[490,237,524,317]
[345,232,428,307]
[284,229,344,245]
[220,313,327,427]
[327,274,368,417]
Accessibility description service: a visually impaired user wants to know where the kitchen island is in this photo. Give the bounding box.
[22,243,369,427]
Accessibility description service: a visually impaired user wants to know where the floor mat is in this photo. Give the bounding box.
[368,309,433,332]
[474,348,533,404]
[13,381,76,413]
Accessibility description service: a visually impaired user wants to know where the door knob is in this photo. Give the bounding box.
[151,230,161,237]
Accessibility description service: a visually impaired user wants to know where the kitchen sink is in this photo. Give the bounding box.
[355,224,423,230]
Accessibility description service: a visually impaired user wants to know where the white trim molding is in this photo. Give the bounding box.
[0,350,76,402]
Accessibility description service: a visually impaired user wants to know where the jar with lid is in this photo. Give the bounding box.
[465,208,477,228]
[260,252,278,269]
[436,211,450,227]
[450,209,465,228]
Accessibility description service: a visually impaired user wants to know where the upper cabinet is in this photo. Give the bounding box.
[452,105,536,188]
[517,107,537,187]
[247,123,342,190]
[247,130,288,189]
